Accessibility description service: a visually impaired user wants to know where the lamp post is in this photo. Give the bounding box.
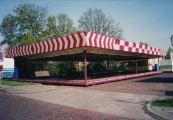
[170,35,173,60]
[171,35,173,46]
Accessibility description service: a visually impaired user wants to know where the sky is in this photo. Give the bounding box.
[0,0,173,51]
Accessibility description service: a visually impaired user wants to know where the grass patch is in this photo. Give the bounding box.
[151,98,173,107]
[142,105,145,110]
[0,79,38,86]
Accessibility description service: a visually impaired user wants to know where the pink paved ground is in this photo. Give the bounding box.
[86,73,173,96]
[0,92,131,120]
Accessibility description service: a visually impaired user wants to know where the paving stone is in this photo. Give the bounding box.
[0,84,66,94]
[86,73,173,96]
[0,92,131,120]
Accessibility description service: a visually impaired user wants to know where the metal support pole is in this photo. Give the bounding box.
[135,57,138,74]
[84,50,87,82]
[0,72,2,85]
[158,57,160,65]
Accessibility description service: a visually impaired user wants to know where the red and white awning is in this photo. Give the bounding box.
[6,31,166,59]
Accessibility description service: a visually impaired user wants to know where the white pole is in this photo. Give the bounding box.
[0,72,1,85]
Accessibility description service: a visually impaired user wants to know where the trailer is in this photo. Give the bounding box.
[0,47,16,78]
[0,58,15,78]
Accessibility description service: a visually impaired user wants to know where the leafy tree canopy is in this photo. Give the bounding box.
[57,13,76,36]
[0,3,48,48]
[139,41,149,46]
[78,8,123,39]
[0,14,18,48]
[20,32,36,45]
[166,47,173,59]
[40,13,77,41]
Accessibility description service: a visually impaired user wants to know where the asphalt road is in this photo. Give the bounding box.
[0,92,131,120]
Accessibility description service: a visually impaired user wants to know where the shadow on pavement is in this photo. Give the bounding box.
[116,100,148,105]
[151,90,173,96]
[135,77,173,83]
[165,91,173,96]
[135,73,173,83]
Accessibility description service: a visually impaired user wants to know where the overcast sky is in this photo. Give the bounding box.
[0,0,173,51]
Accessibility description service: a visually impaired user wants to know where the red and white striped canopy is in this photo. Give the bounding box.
[6,31,166,60]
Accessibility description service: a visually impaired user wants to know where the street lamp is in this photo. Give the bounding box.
[170,35,173,59]
[171,35,173,46]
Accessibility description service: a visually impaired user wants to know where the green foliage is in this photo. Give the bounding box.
[0,3,48,47]
[0,3,77,48]
[139,41,149,46]
[108,60,119,70]
[160,65,172,69]
[57,13,76,36]
[16,60,48,78]
[166,47,172,59]
[0,3,77,76]
[75,66,82,72]
[47,61,77,74]
[87,60,118,71]
[0,14,18,48]
[41,14,76,40]
[78,8,123,39]
[13,3,48,41]
[87,62,95,71]
[41,16,60,40]
[47,62,59,74]
[58,62,70,73]
[151,98,173,107]
[20,32,36,45]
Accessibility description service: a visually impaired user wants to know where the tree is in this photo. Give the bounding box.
[0,3,78,77]
[166,47,172,59]
[0,3,48,48]
[16,60,48,78]
[13,3,48,41]
[0,14,18,48]
[0,3,49,78]
[41,15,60,40]
[44,14,76,75]
[57,13,76,36]
[139,41,149,46]
[107,60,119,70]
[45,14,76,75]
[78,8,123,72]
[20,32,36,45]
[47,61,77,75]
[78,8,123,39]
[41,14,76,40]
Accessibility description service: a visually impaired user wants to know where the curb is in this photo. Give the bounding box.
[146,102,172,120]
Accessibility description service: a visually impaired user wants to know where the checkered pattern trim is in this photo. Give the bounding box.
[114,39,159,55]
[85,32,164,56]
